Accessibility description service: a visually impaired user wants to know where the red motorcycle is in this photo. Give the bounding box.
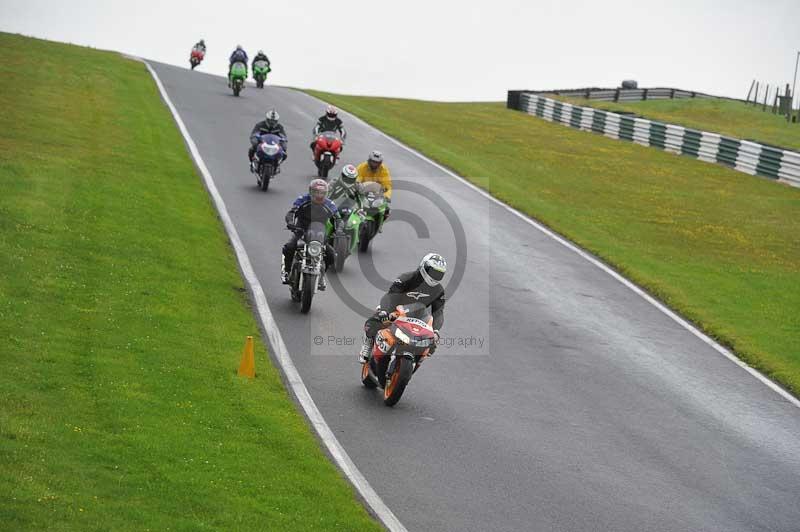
[360,303,436,406]
[190,48,205,70]
[312,131,343,179]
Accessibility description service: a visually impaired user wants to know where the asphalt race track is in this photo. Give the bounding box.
[150,61,800,532]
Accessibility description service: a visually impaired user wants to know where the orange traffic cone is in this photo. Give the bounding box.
[238,336,255,378]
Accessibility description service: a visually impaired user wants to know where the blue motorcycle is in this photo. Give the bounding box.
[252,133,286,191]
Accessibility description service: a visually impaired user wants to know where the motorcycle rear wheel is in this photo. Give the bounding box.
[383,357,413,406]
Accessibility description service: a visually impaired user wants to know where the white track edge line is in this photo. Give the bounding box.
[301,91,800,410]
[138,59,408,532]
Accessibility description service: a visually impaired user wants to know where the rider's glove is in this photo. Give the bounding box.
[377,310,391,324]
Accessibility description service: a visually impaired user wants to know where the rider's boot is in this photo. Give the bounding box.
[280,256,290,284]
[358,337,374,364]
[317,273,326,291]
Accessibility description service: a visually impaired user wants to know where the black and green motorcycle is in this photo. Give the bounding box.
[357,182,388,253]
[327,194,366,272]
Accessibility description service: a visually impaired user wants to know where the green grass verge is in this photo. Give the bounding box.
[550,94,800,151]
[303,89,800,397]
[0,33,380,531]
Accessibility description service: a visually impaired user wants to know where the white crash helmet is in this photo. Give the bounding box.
[309,178,329,203]
[326,105,338,118]
[340,164,358,185]
[265,109,280,126]
[419,253,446,286]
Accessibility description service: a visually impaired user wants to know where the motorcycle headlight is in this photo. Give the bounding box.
[394,328,411,344]
[262,144,279,156]
[307,241,323,257]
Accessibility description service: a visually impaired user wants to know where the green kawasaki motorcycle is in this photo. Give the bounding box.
[230,61,247,96]
[327,194,366,272]
[253,60,271,89]
[357,182,388,252]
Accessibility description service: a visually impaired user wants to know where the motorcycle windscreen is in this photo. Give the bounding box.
[320,131,341,144]
[259,133,284,152]
[359,181,384,196]
[254,60,269,69]
[303,221,327,245]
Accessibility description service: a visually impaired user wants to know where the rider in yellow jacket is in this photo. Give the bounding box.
[356,150,392,201]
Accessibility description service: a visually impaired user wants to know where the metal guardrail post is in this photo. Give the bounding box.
[506,91,521,110]
[614,88,620,102]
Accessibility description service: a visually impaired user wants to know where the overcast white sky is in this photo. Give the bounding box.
[1,0,798,102]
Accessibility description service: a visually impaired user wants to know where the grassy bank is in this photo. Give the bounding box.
[0,33,380,531]
[304,90,800,397]
[550,95,800,151]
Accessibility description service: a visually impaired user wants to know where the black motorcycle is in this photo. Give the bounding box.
[288,221,326,313]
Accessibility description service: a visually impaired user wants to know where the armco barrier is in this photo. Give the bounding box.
[508,91,800,187]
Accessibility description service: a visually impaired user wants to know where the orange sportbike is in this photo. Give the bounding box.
[360,302,436,407]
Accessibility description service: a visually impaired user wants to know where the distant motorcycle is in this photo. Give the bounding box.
[251,133,285,191]
[287,221,327,313]
[357,182,387,252]
[190,47,205,69]
[253,60,270,89]
[312,131,343,179]
[230,61,247,96]
[360,302,436,406]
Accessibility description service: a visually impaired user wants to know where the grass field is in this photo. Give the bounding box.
[304,90,800,397]
[550,94,800,151]
[0,33,380,531]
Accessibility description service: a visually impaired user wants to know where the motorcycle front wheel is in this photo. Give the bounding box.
[358,221,375,252]
[383,357,413,406]
[259,165,272,191]
[334,236,348,272]
[361,360,378,388]
[300,274,316,313]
